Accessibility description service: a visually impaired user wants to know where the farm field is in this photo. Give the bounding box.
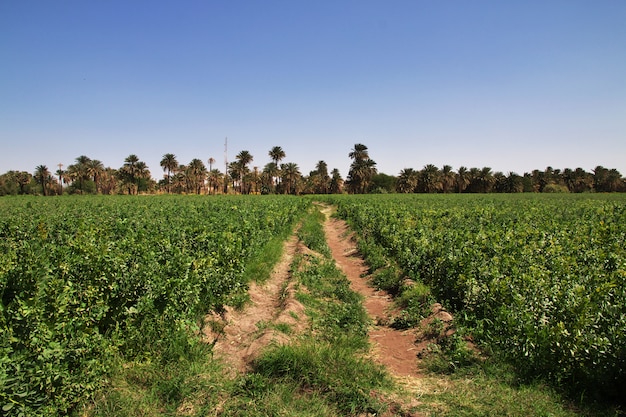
[0,195,309,415]
[321,193,626,403]
[1,194,624,416]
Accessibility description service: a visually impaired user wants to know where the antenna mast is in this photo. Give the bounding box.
[224,137,228,194]
[224,137,228,173]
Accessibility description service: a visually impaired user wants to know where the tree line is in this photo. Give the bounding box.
[1,143,624,196]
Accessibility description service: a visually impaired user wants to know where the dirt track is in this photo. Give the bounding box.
[206,205,421,380]
[320,205,421,377]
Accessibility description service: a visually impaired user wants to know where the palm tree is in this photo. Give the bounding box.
[419,164,441,193]
[347,143,377,193]
[119,154,141,194]
[68,155,92,193]
[348,143,369,162]
[591,166,622,192]
[605,168,623,192]
[236,150,253,194]
[441,165,455,193]
[466,167,481,193]
[330,168,343,194]
[87,159,104,193]
[136,161,151,193]
[269,146,285,166]
[397,168,419,193]
[250,166,261,194]
[506,172,524,193]
[493,171,507,193]
[477,167,495,193]
[228,161,243,193]
[160,153,178,193]
[269,146,285,188]
[456,166,470,193]
[310,160,331,194]
[172,165,187,194]
[34,165,52,196]
[207,169,221,194]
[187,158,207,194]
[55,167,65,195]
[100,167,118,195]
[281,162,301,195]
[564,167,593,193]
[263,162,280,193]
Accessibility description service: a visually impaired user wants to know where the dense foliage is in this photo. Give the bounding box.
[324,194,626,401]
[0,195,309,416]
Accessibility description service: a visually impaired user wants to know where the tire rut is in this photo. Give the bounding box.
[320,205,421,378]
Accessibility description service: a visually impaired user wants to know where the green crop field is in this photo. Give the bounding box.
[321,193,626,402]
[1,193,625,416]
[0,195,309,416]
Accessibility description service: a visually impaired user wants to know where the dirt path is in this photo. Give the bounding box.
[320,206,421,378]
[206,206,421,380]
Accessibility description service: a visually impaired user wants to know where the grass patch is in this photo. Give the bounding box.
[242,224,295,285]
[252,340,390,415]
[83,341,229,417]
[413,370,611,417]
[297,207,331,257]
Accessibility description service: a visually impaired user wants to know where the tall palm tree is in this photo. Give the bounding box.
[172,165,187,194]
[269,146,285,187]
[160,153,178,193]
[68,155,92,193]
[263,162,280,193]
[87,159,104,193]
[187,158,207,194]
[456,166,470,193]
[269,146,285,166]
[477,167,495,193]
[120,154,141,194]
[281,162,301,195]
[330,168,343,194]
[34,165,52,196]
[236,150,253,194]
[347,143,377,194]
[250,166,261,194]
[441,165,455,193]
[228,161,243,193]
[55,167,65,194]
[348,143,369,162]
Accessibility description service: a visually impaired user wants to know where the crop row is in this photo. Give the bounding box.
[325,193,626,401]
[0,195,309,416]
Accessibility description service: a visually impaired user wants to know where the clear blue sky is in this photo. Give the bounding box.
[2,0,625,180]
